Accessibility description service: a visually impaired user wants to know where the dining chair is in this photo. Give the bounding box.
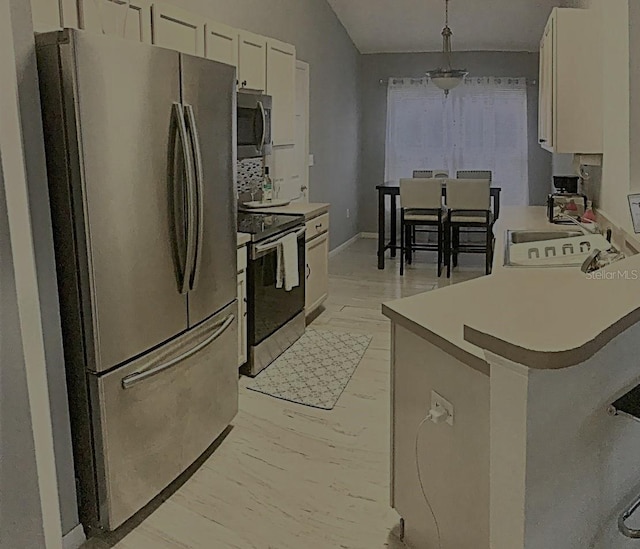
[413,170,433,178]
[445,178,493,277]
[454,171,494,257]
[456,170,492,182]
[399,178,448,277]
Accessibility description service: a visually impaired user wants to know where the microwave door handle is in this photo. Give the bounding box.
[257,100,266,152]
[184,104,204,291]
[171,102,196,295]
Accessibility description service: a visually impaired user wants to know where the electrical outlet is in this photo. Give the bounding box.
[431,391,454,426]
[346,209,350,219]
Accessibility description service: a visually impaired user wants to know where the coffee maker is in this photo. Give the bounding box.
[547,176,587,223]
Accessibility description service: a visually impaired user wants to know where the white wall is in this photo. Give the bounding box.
[1,0,64,546]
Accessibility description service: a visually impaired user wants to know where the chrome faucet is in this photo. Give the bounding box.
[557,213,601,235]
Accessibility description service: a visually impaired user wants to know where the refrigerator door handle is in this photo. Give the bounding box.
[184,104,204,291]
[171,102,197,295]
[121,313,235,389]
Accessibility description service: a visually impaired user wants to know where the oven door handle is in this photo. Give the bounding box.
[252,227,305,257]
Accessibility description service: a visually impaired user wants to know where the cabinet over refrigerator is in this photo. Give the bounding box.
[36,28,238,533]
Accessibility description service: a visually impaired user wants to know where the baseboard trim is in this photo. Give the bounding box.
[359,232,378,239]
[329,233,360,258]
[62,524,85,549]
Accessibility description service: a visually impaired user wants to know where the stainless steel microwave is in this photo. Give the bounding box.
[237,90,272,159]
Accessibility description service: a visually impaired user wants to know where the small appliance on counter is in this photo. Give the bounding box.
[548,175,587,224]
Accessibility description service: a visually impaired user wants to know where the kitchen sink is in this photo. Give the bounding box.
[508,230,583,244]
[504,229,616,268]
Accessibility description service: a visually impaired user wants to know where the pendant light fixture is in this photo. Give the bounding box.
[426,0,468,95]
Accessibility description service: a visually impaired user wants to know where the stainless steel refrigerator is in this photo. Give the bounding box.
[36,29,238,533]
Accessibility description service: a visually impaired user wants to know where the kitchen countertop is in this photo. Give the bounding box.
[241,202,330,220]
[237,232,251,247]
[382,206,640,373]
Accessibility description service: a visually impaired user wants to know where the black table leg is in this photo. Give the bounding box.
[390,194,397,258]
[377,189,385,269]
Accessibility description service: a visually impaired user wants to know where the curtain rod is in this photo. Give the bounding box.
[378,77,537,86]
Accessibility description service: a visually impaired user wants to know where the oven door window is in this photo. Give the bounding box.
[248,237,305,346]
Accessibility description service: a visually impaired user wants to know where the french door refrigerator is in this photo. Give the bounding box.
[36,29,238,533]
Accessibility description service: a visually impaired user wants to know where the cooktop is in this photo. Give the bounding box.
[237,211,304,242]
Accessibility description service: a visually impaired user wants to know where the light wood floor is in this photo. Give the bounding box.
[82,238,483,549]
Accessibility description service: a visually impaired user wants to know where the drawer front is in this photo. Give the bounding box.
[237,245,247,273]
[306,213,329,241]
[91,302,238,529]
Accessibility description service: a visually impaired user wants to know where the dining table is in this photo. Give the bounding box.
[376,181,502,269]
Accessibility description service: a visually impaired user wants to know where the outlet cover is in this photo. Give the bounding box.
[431,391,454,426]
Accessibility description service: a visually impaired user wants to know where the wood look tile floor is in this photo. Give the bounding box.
[82,238,483,549]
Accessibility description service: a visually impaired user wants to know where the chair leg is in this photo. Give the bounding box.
[485,225,492,275]
[400,218,405,276]
[453,226,459,268]
[437,224,443,277]
[406,225,413,265]
[446,222,451,279]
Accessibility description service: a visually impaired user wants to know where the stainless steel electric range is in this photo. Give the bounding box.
[238,212,306,376]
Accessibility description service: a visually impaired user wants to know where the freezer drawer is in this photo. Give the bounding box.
[89,302,238,530]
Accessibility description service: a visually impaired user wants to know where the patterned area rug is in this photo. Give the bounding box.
[246,329,373,410]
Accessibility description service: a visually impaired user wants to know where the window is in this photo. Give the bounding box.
[385,77,529,206]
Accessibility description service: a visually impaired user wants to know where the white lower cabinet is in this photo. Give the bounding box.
[305,214,329,316]
[237,244,248,367]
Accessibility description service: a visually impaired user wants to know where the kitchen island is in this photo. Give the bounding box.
[383,206,640,549]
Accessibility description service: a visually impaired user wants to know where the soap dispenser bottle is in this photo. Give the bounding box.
[583,200,597,222]
[262,167,273,203]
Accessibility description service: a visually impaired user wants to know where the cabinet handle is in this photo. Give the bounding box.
[306,264,311,279]
[539,139,547,143]
[315,224,322,230]
[242,80,247,88]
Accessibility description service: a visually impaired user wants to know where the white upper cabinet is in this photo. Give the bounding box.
[267,38,296,146]
[205,20,238,68]
[538,8,602,154]
[31,0,61,32]
[76,0,152,43]
[238,30,267,91]
[151,2,204,56]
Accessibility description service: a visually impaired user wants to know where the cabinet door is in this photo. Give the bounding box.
[305,233,329,315]
[205,20,238,68]
[267,38,296,146]
[294,61,310,202]
[204,21,239,67]
[270,146,301,202]
[539,17,554,150]
[237,270,247,367]
[31,0,61,32]
[78,0,152,43]
[238,30,267,90]
[152,2,204,56]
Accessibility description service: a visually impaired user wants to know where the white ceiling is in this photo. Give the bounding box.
[326,0,579,54]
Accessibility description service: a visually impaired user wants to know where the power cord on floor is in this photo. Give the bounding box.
[415,414,444,549]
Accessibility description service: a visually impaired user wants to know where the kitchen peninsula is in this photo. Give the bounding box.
[383,206,640,549]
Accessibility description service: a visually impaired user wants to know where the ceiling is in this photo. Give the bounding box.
[326,0,580,54]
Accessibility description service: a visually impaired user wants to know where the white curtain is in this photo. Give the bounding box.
[385,77,529,206]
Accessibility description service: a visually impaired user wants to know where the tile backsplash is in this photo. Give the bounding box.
[237,158,264,195]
